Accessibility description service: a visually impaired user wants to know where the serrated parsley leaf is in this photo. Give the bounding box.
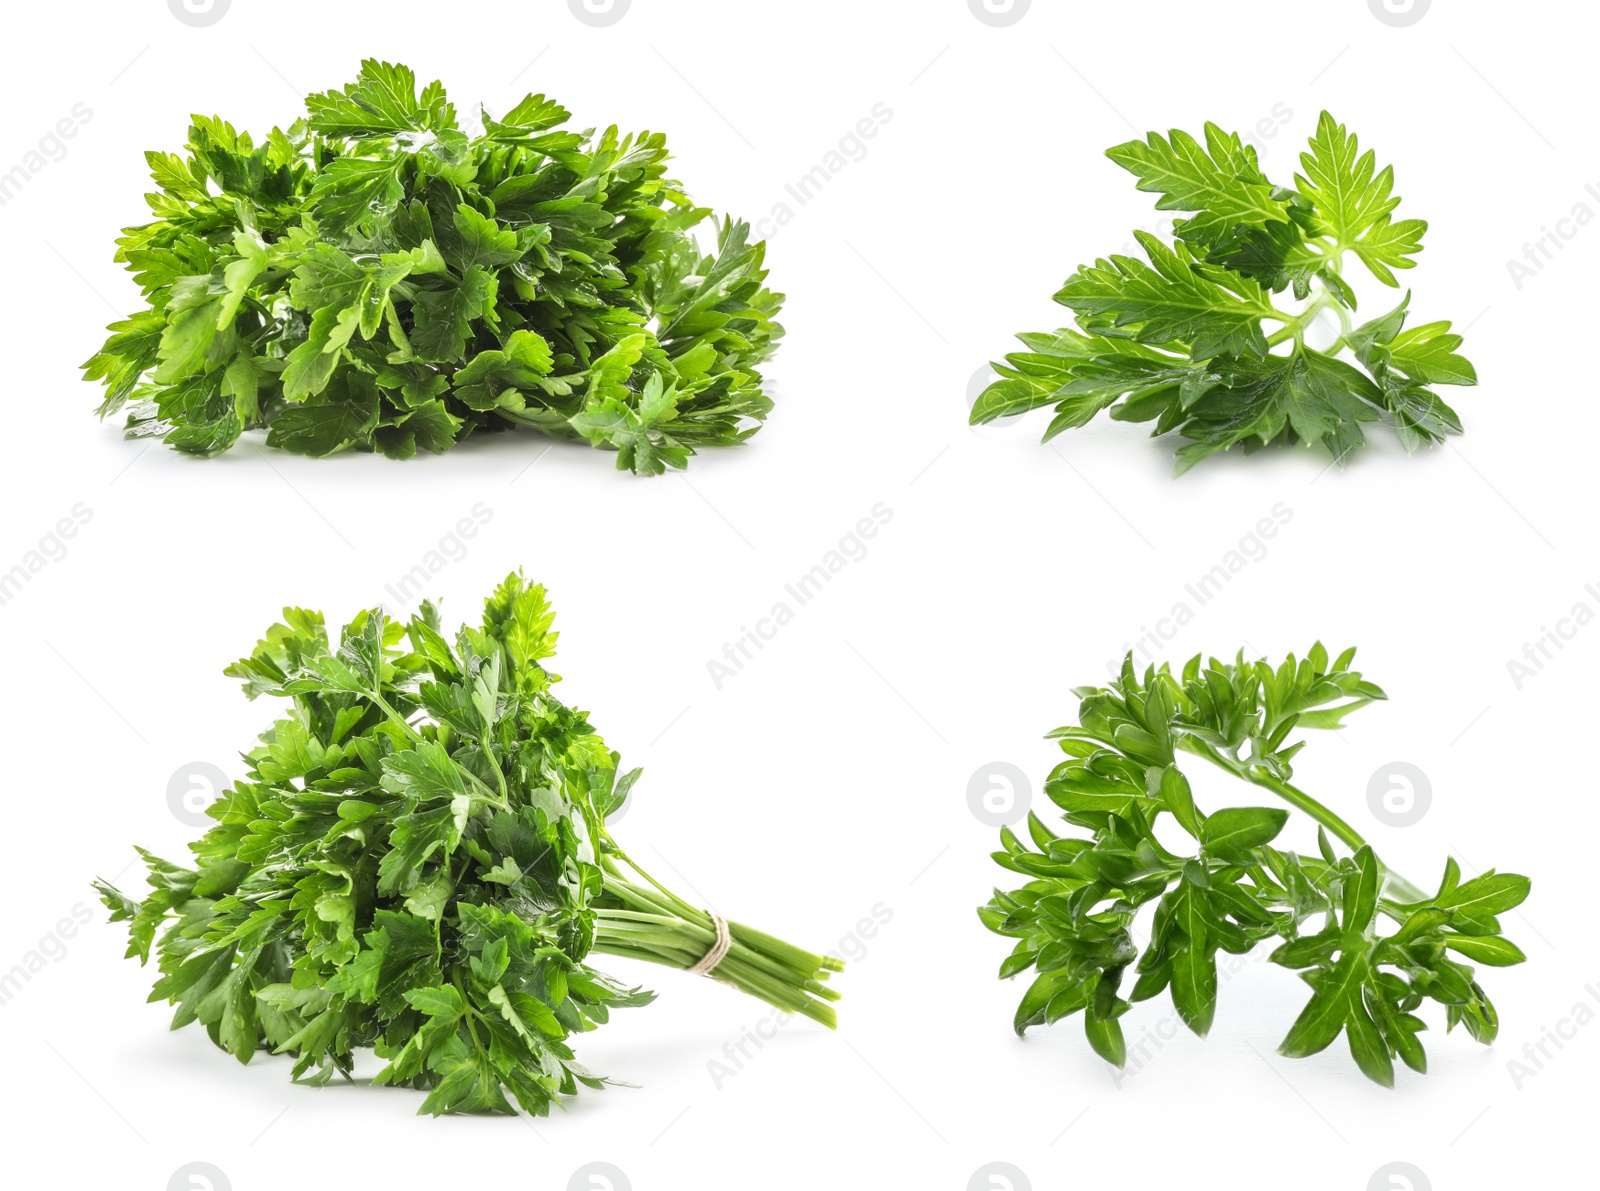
[305,59,436,139]
[1106,124,1292,246]
[1172,347,1383,474]
[1296,113,1402,247]
[1056,232,1275,359]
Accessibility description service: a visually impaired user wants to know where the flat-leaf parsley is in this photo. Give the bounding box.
[82,60,784,473]
[972,115,1475,474]
[97,574,839,1116]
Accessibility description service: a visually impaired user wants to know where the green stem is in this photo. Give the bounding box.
[1246,772,1368,853]
[1263,248,1357,354]
[370,690,424,743]
[1179,738,1428,904]
[1265,294,1330,347]
[592,875,841,1027]
[601,839,700,921]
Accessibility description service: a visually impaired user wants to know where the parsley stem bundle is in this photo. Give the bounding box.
[973,113,1477,473]
[96,575,838,1116]
[980,646,1530,1087]
[594,865,843,1027]
[81,59,783,472]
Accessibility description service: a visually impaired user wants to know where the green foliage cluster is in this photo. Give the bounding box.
[980,645,1529,1086]
[99,575,838,1116]
[83,60,783,473]
[973,114,1477,473]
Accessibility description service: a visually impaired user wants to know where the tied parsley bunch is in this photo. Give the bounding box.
[973,114,1477,473]
[96,574,840,1116]
[82,60,784,473]
[980,645,1530,1087]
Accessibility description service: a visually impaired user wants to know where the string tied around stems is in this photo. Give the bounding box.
[686,912,732,977]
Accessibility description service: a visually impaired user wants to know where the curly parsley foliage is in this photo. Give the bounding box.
[979,645,1530,1087]
[96,574,840,1116]
[972,114,1476,473]
[81,60,784,473]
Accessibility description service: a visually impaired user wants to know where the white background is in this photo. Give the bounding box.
[0,1,1592,1188]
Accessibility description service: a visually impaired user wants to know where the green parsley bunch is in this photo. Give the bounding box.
[980,645,1529,1087]
[973,114,1477,473]
[82,60,784,473]
[97,574,839,1116]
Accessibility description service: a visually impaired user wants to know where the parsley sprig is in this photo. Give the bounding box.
[96,574,839,1116]
[979,645,1530,1087]
[972,114,1476,473]
[82,60,784,473]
